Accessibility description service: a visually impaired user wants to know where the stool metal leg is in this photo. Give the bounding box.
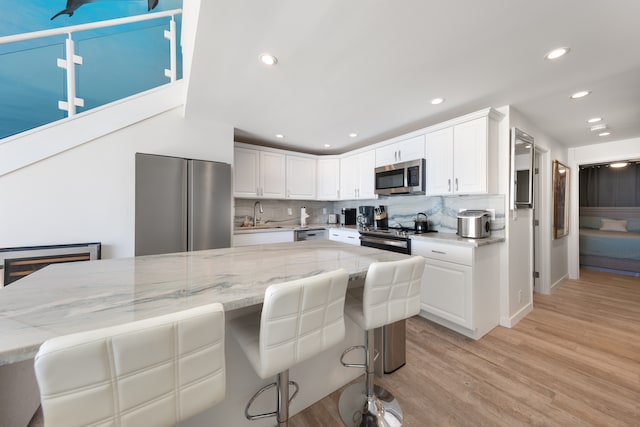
[339,329,403,427]
[277,370,289,427]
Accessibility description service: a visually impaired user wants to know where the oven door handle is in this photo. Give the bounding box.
[359,235,408,249]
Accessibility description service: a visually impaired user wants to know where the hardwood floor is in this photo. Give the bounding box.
[290,270,640,426]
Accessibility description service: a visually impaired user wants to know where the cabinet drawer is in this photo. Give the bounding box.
[411,239,472,265]
[328,229,360,246]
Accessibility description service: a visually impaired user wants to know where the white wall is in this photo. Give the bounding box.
[500,107,568,325]
[567,137,640,278]
[0,108,233,260]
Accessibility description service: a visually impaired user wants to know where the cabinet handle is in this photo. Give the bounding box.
[447,179,451,192]
[432,250,446,255]
[337,189,340,198]
[398,150,401,161]
[394,151,397,162]
[455,178,459,191]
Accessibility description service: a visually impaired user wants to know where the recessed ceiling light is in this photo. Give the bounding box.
[259,53,278,66]
[570,90,591,99]
[275,134,284,139]
[324,144,331,148]
[430,98,444,105]
[610,162,628,168]
[544,47,570,60]
[587,117,602,124]
[598,132,611,137]
[349,133,358,138]
[589,124,607,132]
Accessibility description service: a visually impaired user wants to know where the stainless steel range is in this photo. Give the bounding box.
[358,225,436,375]
[359,226,437,255]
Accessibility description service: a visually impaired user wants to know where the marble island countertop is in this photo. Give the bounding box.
[0,240,408,366]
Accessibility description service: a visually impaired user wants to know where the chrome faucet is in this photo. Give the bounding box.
[253,201,264,226]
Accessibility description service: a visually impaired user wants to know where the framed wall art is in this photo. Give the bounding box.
[553,160,570,239]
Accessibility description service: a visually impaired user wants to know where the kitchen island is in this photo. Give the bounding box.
[0,240,408,426]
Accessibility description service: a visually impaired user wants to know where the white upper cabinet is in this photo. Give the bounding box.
[234,146,261,198]
[259,151,286,198]
[425,111,499,196]
[454,118,489,194]
[340,149,376,200]
[234,146,285,198]
[234,107,501,201]
[358,149,377,199]
[375,135,425,167]
[425,127,454,195]
[317,158,340,200]
[286,154,316,199]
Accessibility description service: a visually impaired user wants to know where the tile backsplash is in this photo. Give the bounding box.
[235,194,505,234]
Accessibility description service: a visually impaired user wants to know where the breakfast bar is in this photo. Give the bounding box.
[0,240,408,426]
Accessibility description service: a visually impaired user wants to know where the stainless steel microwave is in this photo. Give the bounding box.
[374,158,425,195]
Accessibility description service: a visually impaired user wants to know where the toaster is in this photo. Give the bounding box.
[457,210,491,238]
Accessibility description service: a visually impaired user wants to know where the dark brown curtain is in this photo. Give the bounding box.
[579,163,640,206]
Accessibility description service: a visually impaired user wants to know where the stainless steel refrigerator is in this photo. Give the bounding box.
[135,153,231,256]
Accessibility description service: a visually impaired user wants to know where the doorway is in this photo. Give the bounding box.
[533,147,551,294]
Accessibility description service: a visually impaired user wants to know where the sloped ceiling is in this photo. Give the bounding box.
[186,0,640,154]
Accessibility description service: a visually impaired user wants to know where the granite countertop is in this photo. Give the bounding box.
[234,224,503,247]
[233,223,353,234]
[410,231,505,247]
[0,240,407,365]
[234,223,328,234]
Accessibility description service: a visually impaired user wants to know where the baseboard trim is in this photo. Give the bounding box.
[500,302,533,328]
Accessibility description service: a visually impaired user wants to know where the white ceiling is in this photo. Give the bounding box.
[186,0,640,155]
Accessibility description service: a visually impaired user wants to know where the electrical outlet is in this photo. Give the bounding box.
[288,208,292,216]
[323,208,327,214]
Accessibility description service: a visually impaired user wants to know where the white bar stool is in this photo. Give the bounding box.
[338,256,425,427]
[33,303,226,427]
[229,269,350,427]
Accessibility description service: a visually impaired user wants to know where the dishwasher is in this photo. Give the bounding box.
[294,228,328,241]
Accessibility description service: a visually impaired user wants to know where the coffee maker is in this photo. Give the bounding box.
[357,206,374,228]
[374,205,388,229]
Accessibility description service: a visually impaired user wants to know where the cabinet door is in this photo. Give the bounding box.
[340,155,358,199]
[317,158,340,200]
[357,150,377,199]
[260,151,286,199]
[234,147,260,197]
[454,117,488,194]
[421,258,473,328]
[286,155,317,199]
[375,143,399,167]
[397,135,425,163]
[425,127,454,195]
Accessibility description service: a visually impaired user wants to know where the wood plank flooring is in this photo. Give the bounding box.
[289,270,640,426]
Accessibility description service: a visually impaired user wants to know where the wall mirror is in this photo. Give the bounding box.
[510,128,535,209]
[553,160,570,239]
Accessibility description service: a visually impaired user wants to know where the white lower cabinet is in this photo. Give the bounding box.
[328,228,360,245]
[233,230,295,247]
[412,238,499,340]
[422,257,473,328]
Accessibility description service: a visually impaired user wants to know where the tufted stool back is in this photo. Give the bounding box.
[346,256,425,331]
[233,269,349,380]
[33,303,226,427]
